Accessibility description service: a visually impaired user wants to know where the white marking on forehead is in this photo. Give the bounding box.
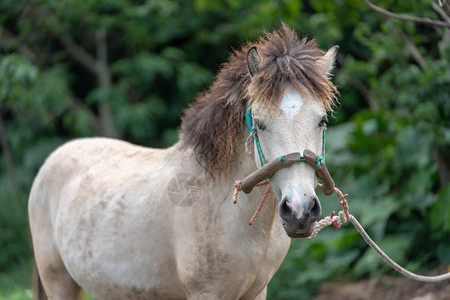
[279,84,305,119]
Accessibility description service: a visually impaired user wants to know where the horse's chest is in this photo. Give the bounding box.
[174,221,290,298]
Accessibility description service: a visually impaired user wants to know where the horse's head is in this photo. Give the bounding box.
[245,43,338,238]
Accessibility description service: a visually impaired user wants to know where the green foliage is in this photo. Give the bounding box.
[0,191,30,271]
[0,260,33,299]
[0,0,448,299]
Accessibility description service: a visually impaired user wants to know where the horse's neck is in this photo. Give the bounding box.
[221,146,280,236]
[171,139,281,239]
[169,140,286,254]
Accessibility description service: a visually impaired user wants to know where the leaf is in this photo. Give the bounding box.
[430,184,450,233]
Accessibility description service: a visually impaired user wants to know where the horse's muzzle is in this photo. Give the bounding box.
[279,194,322,238]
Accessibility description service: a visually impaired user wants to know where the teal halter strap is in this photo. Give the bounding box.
[245,104,266,167]
[245,103,327,169]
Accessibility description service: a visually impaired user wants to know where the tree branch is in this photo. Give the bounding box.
[22,3,120,137]
[433,2,450,22]
[0,26,42,67]
[61,30,119,137]
[59,35,98,75]
[431,2,450,58]
[95,28,119,138]
[398,29,428,69]
[438,0,450,16]
[363,0,450,28]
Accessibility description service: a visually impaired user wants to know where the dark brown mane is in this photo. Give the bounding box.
[180,25,337,175]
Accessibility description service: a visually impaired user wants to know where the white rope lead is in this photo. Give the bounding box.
[308,212,450,282]
[307,211,348,239]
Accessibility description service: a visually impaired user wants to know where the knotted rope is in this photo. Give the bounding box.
[307,186,450,282]
[304,184,350,240]
[233,181,450,282]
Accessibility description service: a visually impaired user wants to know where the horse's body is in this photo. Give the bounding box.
[29,25,338,299]
[29,137,288,299]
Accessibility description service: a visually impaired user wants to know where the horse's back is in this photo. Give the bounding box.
[29,137,160,224]
[29,137,185,299]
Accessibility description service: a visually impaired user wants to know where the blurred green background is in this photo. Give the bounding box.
[0,0,449,299]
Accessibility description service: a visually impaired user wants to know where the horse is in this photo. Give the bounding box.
[28,25,338,300]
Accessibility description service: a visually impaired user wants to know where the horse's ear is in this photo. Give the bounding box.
[247,46,262,78]
[320,45,339,76]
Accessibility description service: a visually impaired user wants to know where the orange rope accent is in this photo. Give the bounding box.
[317,183,350,221]
[248,184,271,225]
[233,180,243,204]
[233,180,271,224]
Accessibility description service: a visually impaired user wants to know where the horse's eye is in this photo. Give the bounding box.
[318,116,328,127]
[254,119,266,130]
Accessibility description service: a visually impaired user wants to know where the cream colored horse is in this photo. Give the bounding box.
[29,26,338,300]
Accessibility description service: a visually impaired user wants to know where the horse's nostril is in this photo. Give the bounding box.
[279,197,291,219]
[310,196,321,221]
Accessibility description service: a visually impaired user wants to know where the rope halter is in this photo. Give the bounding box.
[234,104,334,224]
